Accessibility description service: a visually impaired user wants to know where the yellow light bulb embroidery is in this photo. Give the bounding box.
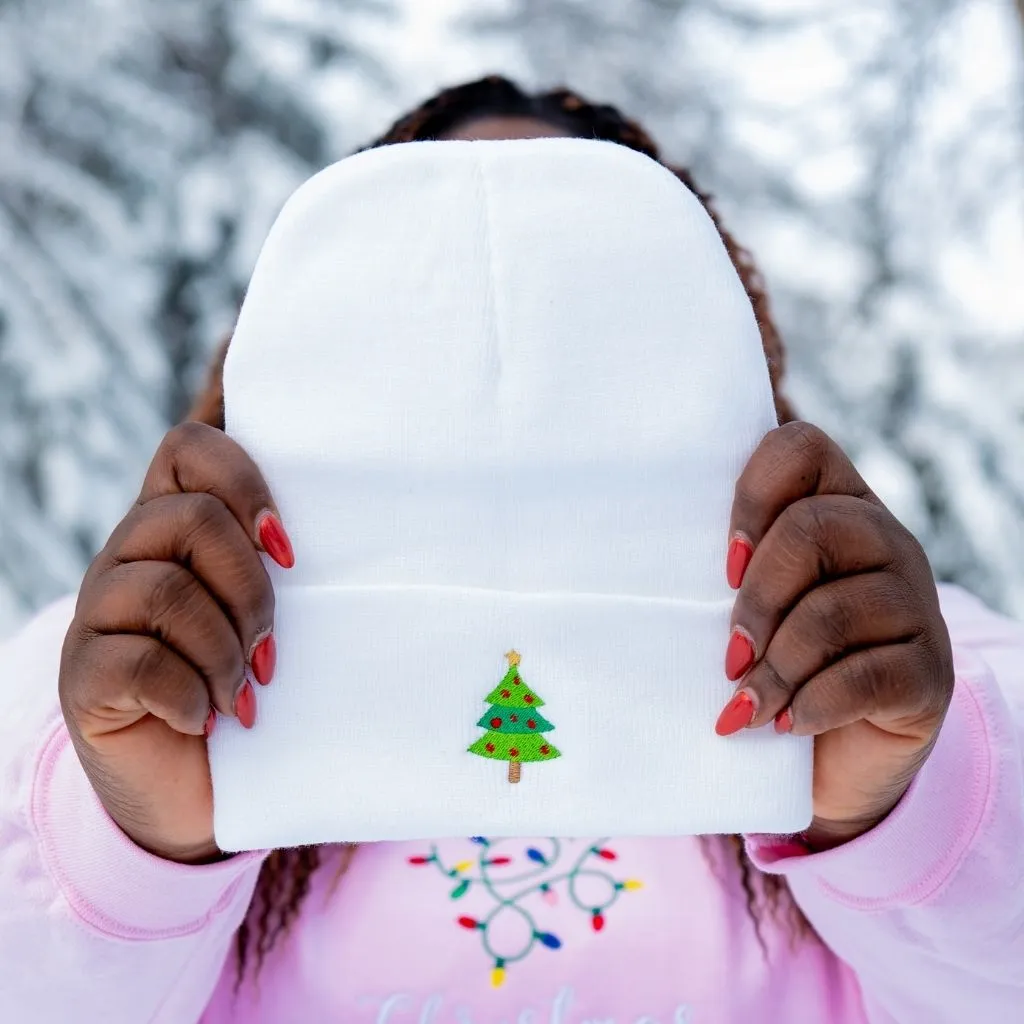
[622,879,644,891]
[453,860,474,874]
[491,965,507,988]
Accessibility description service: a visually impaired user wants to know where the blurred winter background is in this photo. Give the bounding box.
[1,0,1022,637]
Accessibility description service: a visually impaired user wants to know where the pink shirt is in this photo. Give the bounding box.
[1,584,1022,1023]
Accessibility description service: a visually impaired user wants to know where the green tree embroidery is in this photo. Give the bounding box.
[467,650,561,784]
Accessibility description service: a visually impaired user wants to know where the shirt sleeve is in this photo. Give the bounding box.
[0,597,267,1024]
[744,584,1024,1024]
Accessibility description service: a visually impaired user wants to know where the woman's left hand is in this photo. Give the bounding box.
[716,422,955,851]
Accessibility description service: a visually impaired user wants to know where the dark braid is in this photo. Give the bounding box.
[235,846,322,986]
[232,75,807,985]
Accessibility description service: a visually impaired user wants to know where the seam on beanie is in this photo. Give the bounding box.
[476,147,515,581]
[268,581,736,610]
[475,152,505,410]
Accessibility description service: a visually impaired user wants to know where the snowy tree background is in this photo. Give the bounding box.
[1,0,1022,637]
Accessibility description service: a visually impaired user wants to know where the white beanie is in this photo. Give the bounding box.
[213,137,813,851]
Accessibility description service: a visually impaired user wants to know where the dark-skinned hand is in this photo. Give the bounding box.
[715,422,955,851]
[58,423,294,864]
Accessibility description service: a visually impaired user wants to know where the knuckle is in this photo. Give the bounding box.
[876,582,917,637]
[791,420,829,453]
[161,420,213,457]
[783,499,834,563]
[123,636,172,698]
[88,516,143,579]
[911,634,954,710]
[805,587,853,656]
[755,657,794,700]
[786,497,827,543]
[135,645,206,722]
[779,420,829,461]
[858,651,893,714]
[177,490,229,537]
[144,563,199,625]
[861,501,906,563]
[889,527,930,581]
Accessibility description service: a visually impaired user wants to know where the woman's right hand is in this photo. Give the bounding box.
[58,422,295,864]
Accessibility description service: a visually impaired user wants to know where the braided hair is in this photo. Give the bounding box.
[231,75,806,985]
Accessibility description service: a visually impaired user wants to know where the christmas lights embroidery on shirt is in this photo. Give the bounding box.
[467,650,561,783]
[407,838,643,989]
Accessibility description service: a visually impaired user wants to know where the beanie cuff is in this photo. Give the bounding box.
[210,583,812,850]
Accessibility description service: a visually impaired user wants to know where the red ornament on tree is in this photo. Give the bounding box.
[509,747,519,758]
[486,742,495,753]
[490,717,502,728]
[527,719,536,729]
[501,690,511,698]
[540,745,550,755]
[524,695,534,704]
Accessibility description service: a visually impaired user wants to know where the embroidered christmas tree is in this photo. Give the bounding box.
[467,650,561,784]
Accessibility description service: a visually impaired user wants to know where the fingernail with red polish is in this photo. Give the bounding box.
[725,629,756,681]
[715,690,756,736]
[235,682,257,730]
[775,708,793,734]
[257,513,295,569]
[203,708,217,739]
[726,536,754,590]
[251,633,276,686]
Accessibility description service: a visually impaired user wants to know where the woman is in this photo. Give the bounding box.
[1,76,1021,1024]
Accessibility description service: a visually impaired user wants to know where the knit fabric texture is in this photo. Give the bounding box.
[213,138,813,850]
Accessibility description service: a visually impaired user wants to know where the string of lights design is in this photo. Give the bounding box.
[408,837,643,988]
